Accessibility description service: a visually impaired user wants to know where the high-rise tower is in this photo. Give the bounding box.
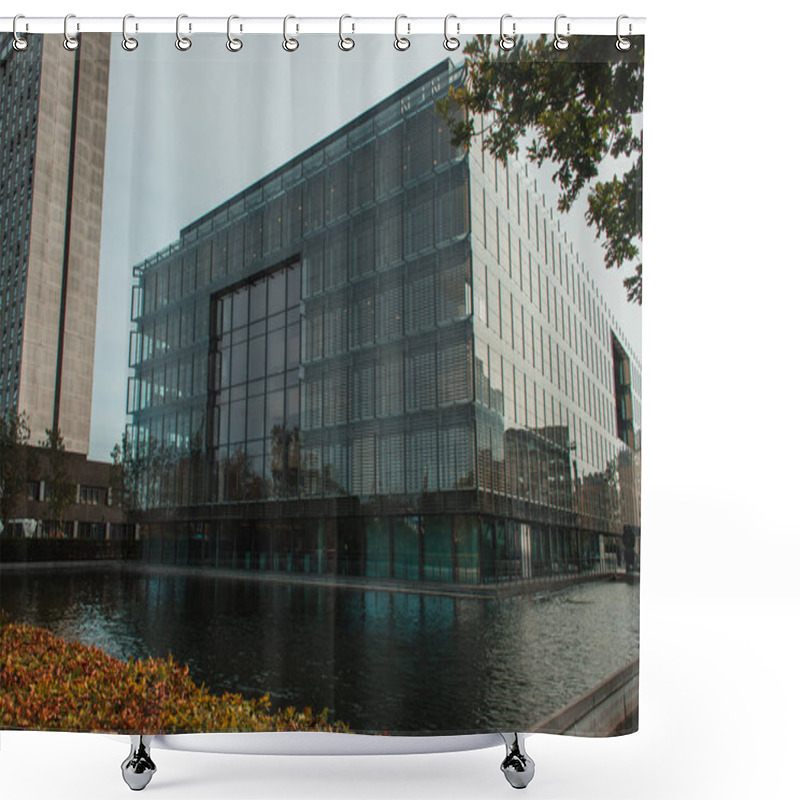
[0,33,110,453]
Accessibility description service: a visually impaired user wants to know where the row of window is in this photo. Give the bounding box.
[26,481,109,506]
[473,195,619,404]
[136,415,475,508]
[0,36,41,420]
[134,169,468,324]
[172,71,462,251]
[470,147,641,457]
[300,333,472,431]
[133,350,625,491]
[474,324,619,445]
[472,139,641,407]
[474,141,624,353]
[475,337,627,478]
[128,418,635,529]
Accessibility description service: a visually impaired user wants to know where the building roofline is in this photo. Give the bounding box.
[179,58,457,240]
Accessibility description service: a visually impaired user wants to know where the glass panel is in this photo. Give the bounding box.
[454,516,479,585]
[393,517,419,581]
[249,280,266,321]
[267,328,285,375]
[230,341,247,385]
[268,269,286,315]
[286,322,300,369]
[247,393,264,441]
[248,323,266,376]
[287,263,301,306]
[285,384,299,429]
[377,126,402,197]
[423,515,452,583]
[365,517,390,578]
[229,399,246,444]
[266,390,284,434]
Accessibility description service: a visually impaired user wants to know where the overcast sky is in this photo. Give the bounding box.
[90,33,642,461]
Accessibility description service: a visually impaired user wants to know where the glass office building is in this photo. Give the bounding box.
[127,60,641,586]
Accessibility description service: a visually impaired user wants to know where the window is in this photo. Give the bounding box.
[326,159,349,222]
[209,259,303,497]
[378,431,404,493]
[303,173,325,233]
[404,181,434,254]
[79,485,107,506]
[436,175,468,242]
[405,345,436,412]
[406,426,438,494]
[376,346,404,417]
[350,143,375,209]
[437,337,472,406]
[376,272,403,343]
[351,212,376,279]
[405,110,433,181]
[404,259,436,334]
[377,198,403,268]
[376,126,402,197]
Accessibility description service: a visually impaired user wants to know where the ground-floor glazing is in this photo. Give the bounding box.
[139,511,628,585]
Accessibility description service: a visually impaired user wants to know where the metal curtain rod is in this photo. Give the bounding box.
[0,15,645,36]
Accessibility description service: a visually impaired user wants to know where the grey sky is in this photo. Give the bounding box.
[90,33,642,461]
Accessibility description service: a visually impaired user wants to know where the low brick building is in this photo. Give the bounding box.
[7,447,132,541]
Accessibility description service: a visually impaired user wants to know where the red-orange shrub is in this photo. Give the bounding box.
[0,619,348,734]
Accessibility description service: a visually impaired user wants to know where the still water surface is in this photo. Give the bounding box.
[1,568,638,733]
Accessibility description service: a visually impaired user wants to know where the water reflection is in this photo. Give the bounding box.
[1,569,638,733]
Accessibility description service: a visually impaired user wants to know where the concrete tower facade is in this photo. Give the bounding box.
[0,33,110,453]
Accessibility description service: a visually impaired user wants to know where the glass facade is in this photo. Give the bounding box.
[468,123,642,580]
[210,259,303,501]
[129,60,641,586]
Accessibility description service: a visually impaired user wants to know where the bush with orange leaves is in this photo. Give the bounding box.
[0,617,348,734]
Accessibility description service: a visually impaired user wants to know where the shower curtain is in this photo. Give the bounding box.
[0,21,642,741]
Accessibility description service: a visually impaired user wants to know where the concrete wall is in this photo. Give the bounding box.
[58,33,110,454]
[19,35,74,447]
[533,657,639,736]
[18,33,109,454]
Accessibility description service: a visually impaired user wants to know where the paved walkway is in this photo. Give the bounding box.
[2,558,637,598]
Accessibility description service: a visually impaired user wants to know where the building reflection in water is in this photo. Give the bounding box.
[0,569,639,732]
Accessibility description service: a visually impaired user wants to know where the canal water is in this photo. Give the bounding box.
[0,568,639,734]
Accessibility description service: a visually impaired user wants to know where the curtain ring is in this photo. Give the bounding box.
[338,14,355,51]
[283,15,299,51]
[443,14,460,51]
[63,13,79,51]
[554,14,570,50]
[394,15,410,51]
[226,15,243,52]
[122,14,139,51]
[176,14,192,51]
[499,14,516,51]
[616,15,632,51]
[12,15,28,51]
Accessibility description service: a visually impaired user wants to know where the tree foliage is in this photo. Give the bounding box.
[438,35,643,303]
[0,410,33,532]
[112,425,207,513]
[40,428,76,534]
[111,432,174,515]
[111,429,143,517]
